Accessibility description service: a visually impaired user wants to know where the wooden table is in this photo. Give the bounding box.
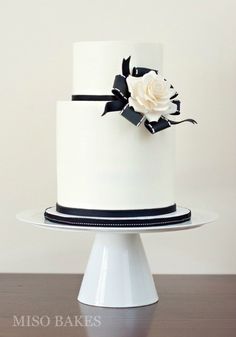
[0,274,235,337]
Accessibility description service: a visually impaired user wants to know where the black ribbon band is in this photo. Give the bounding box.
[44,210,191,227]
[72,95,116,101]
[45,206,191,227]
[56,203,177,218]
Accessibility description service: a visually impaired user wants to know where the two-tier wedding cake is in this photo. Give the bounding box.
[45,41,196,226]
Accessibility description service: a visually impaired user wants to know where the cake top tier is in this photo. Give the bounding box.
[73,41,163,95]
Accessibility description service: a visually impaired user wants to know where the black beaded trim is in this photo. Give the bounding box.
[44,207,191,227]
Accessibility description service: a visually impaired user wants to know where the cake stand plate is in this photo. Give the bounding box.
[17,209,217,308]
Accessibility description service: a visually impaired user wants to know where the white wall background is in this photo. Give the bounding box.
[0,0,235,274]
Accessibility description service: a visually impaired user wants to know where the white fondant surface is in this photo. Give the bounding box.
[73,41,163,94]
[57,101,175,210]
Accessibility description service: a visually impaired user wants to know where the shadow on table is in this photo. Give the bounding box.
[78,300,158,337]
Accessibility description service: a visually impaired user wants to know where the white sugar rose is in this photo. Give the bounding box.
[126,71,177,122]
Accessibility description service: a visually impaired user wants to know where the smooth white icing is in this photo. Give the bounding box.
[57,41,175,210]
[57,101,175,210]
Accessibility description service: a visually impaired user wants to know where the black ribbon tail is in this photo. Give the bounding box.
[121,104,145,126]
[102,100,125,116]
[168,118,197,125]
[145,117,197,134]
[170,92,179,100]
[122,56,131,77]
[144,117,171,134]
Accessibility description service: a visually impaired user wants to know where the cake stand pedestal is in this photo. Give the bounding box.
[17,209,216,308]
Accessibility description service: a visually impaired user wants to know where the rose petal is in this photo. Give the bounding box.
[165,102,178,115]
[145,110,163,122]
[128,97,147,114]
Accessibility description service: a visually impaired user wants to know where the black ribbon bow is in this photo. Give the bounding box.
[102,56,197,134]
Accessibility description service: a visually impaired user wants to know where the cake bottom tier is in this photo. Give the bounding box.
[57,101,175,210]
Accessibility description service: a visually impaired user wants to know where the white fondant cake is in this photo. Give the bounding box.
[57,41,175,210]
[45,41,194,226]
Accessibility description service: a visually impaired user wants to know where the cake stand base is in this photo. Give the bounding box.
[78,232,158,307]
[16,209,217,308]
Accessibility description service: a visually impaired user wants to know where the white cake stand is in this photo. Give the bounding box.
[17,209,217,308]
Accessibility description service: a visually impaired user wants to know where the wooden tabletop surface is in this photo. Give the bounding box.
[0,274,235,337]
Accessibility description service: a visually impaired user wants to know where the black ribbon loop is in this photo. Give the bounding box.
[112,75,129,102]
[171,99,181,115]
[132,67,158,77]
[122,56,131,77]
[145,117,171,134]
[104,57,153,123]
[121,104,145,126]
